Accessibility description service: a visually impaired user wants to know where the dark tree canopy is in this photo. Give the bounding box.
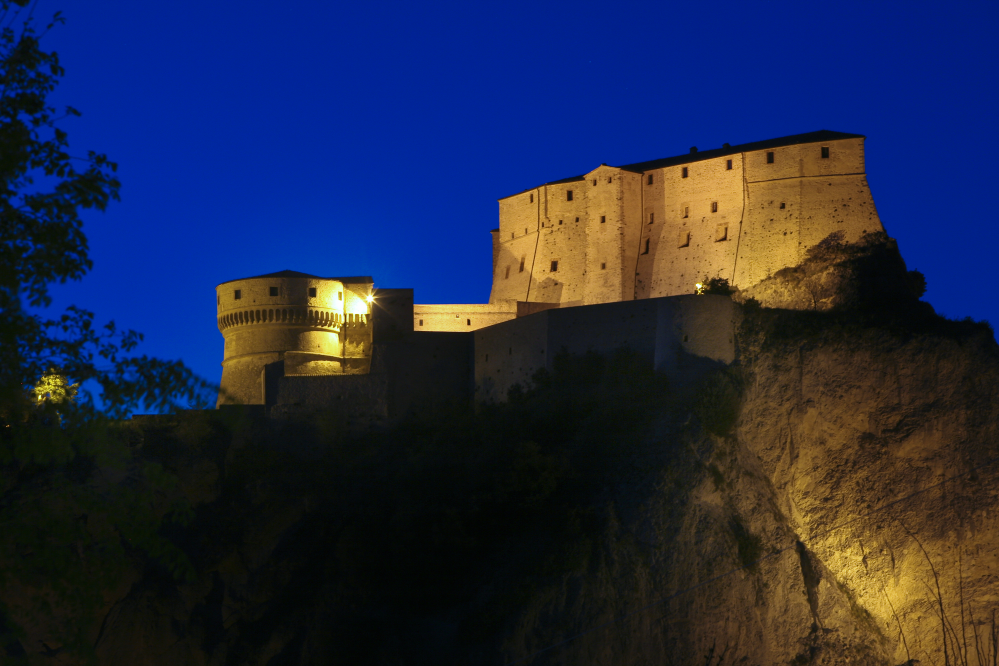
[0,0,210,421]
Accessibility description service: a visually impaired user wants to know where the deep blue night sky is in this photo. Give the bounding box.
[39,0,999,404]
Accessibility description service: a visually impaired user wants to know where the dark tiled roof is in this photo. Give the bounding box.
[499,130,864,200]
[217,270,373,287]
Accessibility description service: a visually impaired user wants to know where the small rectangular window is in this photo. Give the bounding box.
[726,159,732,170]
[269,287,278,297]
[467,319,471,326]
[566,190,573,201]
[519,256,525,272]
[643,238,650,254]
[711,202,718,213]
[575,217,579,223]
[647,174,653,185]
[601,215,606,224]
[716,224,728,242]
[559,219,563,225]
[683,206,689,218]
[682,167,689,178]
[550,260,559,272]
[234,289,241,300]
[419,319,423,326]
[649,212,654,224]
[530,193,533,203]
[592,179,596,185]
[766,151,774,164]
[338,291,342,301]
[607,176,612,183]
[309,287,316,297]
[821,146,830,159]
[678,230,690,248]
[600,262,606,270]
[511,232,514,239]
[780,202,786,209]
[505,266,510,279]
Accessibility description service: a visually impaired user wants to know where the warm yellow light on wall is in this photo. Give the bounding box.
[695,282,705,295]
[366,294,374,304]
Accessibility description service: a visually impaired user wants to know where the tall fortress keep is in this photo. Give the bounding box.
[218,130,886,415]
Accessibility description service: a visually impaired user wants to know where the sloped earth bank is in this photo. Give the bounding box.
[7,307,998,665]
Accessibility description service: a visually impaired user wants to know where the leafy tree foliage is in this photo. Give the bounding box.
[0,2,207,659]
[0,0,210,422]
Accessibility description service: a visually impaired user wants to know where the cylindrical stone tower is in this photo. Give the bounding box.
[215,270,374,405]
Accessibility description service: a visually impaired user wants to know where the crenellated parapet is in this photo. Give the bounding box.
[215,270,374,406]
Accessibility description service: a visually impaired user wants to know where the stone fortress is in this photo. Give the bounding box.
[217,130,885,419]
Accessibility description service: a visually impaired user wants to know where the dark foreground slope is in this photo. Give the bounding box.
[4,304,999,665]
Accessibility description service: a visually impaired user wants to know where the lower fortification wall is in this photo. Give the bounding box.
[265,333,473,425]
[221,295,740,418]
[474,295,738,403]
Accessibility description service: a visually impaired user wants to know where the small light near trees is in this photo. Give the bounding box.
[695,282,705,295]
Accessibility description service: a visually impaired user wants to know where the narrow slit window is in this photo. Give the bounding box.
[419,319,423,326]
[683,206,689,219]
[338,291,342,301]
[530,193,534,203]
[505,266,510,279]
[575,217,579,223]
[780,202,786,209]
[467,319,471,326]
[726,159,733,170]
[821,146,830,159]
[601,215,606,224]
[643,238,650,254]
[647,174,653,184]
[269,287,278,296]
[566,190,573,201]
[592,179,597,186]
[607,176,612,183]
[600,262,606,270]
[309,287,317,297]
[550,260,558,272]
[511,232,514,239]
[716,224,728,242]
[649,212,654,224]
[559,219,563,225]
[766,151,774,164]
[678,230,690,248]
[711,202,718,213]
[234,289,241,300]
[682,167,688,178]
[519,256,525,272]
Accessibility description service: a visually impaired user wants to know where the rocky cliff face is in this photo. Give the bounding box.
[6,302,998,666]
[737,308,999,666]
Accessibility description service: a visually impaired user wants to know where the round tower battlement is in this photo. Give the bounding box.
[215,270,374,405]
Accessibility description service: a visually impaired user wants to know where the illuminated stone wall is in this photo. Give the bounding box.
[215,271,374,405]
[412,302,517,332]
[485,131,883,307]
